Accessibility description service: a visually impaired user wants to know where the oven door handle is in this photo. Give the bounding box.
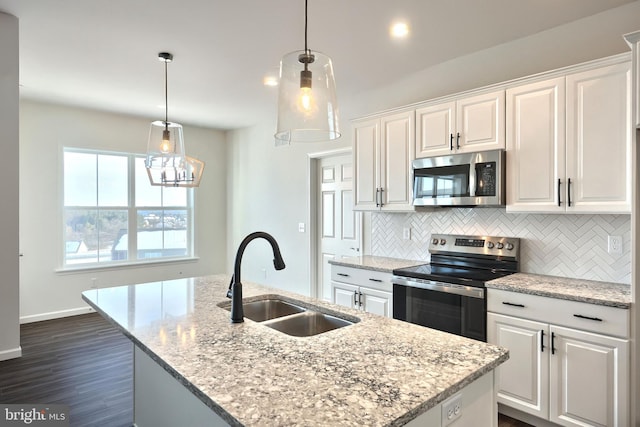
[392,277,485,299]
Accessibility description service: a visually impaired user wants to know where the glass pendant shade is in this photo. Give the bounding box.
[275,50,340,145]
[146,154,205,188]
[145,120,204,187]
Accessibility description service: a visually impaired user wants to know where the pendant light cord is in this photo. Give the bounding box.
[164,59,169,129]
[304,0,308,55]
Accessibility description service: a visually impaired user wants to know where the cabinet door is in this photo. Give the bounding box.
[360,286,392,318]
[415,101,456,157]
[566,62,631,213]
[379,110,415,211]
[506,77,566,213]
[456,90,505,153]
[549,325,629,427]
[331,281,358,310]
[353,118,380,210]
[487,313,549,419]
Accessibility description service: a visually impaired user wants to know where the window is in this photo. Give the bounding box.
[63,149,194,266]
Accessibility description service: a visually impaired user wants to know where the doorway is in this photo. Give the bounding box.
[308,148,362,301]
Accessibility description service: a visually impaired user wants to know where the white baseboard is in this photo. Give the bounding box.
[0,346,22,361]
[20,306,96,324]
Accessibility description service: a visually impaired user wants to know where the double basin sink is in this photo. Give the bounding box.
[219,296,359,337]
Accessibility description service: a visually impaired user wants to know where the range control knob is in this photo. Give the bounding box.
[496,242,504,250]
[432,238,439,245]
[486,241,495,249]
[439,239,446,245]
[505,242,514,251]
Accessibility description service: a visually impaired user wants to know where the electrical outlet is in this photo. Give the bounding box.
[608,235,622,255]
[403,227,411,240]
[441,393,462,426]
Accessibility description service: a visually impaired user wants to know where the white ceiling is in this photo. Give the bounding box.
[0,0,635,130]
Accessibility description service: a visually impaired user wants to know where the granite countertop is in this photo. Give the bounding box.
[82,274,508,427]
[328,255,424,273]
[486,273,631,309]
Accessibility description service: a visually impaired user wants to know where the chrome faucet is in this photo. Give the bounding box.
[227,231,286,323]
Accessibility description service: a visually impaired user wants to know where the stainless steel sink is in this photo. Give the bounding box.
[263,311,354,337]
[220,298,305,322]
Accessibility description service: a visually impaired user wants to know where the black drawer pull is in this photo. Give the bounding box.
[573,314,603,322]
[337,273,350,277]
[502,302,525,308]
[368,278,383,283]
[551,332,556,355]
[540,330,545,353]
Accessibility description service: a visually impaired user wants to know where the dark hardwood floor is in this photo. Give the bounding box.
[0,313,133,427]
[1,313,534,427]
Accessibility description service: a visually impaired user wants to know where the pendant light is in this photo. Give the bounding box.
[274,0,340,145]
[145,52,204,187]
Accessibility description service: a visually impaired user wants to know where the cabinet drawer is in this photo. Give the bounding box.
[487,289,629,338]
[331,265,392,292]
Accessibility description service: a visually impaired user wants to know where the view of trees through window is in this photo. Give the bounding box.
[63,150,193,265]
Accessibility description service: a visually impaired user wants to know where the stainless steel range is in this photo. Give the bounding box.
[392,234,520,341]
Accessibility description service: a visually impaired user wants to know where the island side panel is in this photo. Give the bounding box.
[404,371,497,427]
[134,347,230,427]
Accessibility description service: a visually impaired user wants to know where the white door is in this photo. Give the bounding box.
[549,325,629,427]
[487,313,549,419]
[317,154,361,301]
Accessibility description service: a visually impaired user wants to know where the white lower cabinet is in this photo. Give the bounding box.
[331,265,392,318]
[487,290,629,427]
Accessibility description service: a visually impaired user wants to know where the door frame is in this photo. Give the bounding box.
[307,147,359,299]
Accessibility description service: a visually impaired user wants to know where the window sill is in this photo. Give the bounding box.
[55,256,200,274]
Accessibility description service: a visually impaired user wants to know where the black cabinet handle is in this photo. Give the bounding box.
[502,302,525,308]
[573,314,603,322]
[450,133,454,151]
[456,132,460,150]
[337,273,350,277]
[375,188,380,207]
[557,178,562,207]
[551,332,556,355]
[541,330,545,353]
[353,291,358,306]
[379,188,384,207]
[369,278,383,283]
[567,178,572,207]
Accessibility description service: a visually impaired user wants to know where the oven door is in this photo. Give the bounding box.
[392,278,486,341]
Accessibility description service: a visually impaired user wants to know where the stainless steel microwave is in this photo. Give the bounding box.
[412,149,505,207]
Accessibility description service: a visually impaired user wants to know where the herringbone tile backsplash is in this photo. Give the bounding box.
[371,209,631,284]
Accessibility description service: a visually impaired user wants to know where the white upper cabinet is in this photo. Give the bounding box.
[566,63,632,213]
[506,77,566,213]
[353,110,415,211]
[415,90,505,158]
[624,31,640,128]
[507,60,631,214]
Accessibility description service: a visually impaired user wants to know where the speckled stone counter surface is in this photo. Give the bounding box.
[83,275,507,426]
[328,255,423,272]
[486,273,631,309]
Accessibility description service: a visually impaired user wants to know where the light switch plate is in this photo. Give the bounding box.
[298,223,305,233]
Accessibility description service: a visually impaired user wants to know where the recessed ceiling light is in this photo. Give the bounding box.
[390,21,410,39]
[263,75,279,87]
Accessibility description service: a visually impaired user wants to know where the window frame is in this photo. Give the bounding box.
[60,147,196,271]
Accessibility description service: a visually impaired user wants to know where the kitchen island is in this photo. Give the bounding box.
[82,275,508,426]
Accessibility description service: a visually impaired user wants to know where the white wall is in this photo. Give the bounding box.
[226,2,640,296]
[19,100,228,322]
[0,12,21,361]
